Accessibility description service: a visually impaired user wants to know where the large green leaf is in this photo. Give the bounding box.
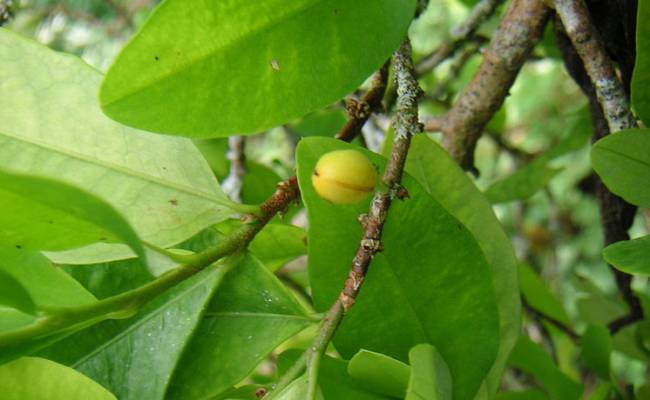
[0,170,145,259]
[632,0,650,125]
[348,350,410,398]
[406,344,452,400]
[99,0,415,137]
[518,263,570,326]
[42,257,237,400]
[0,357,116,400]
[0,248,96,310]
[0,29,235,264]
[297,137,500,400]
[404,136,520,398]
[166,254,313,399]
[603,235,650,276]
[508,337,582,400]
[591,128,650,208]
[0,270,35,316]
[249,224,308,271]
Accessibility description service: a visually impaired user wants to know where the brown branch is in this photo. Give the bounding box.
[439,0,550,173]
[552,1,642,334]
[415,0,505,76]
[522,297,579,341]
[264,40,421,400]
[336,62,390,142]
[222,136,247,203]
[552,0,637,132]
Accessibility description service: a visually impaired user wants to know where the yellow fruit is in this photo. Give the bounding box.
[312,149,377,204]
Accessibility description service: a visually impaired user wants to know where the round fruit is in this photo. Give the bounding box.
[312,149,377,204]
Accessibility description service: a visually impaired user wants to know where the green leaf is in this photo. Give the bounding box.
[632,0,650,125]
[0,248,96,310]
[0,270,35,316]
[404,136,520,398]
[603,235,650,276]
[62,258,154,300]
[242,162,283,205]
[0,29,235,264]
[518,263,570,326]
[297,137,500,400]
[166,254,313,399]
[0,357,116,400]
[43,257,238,400]
[579,324,611,379]
[290,109,348,137]
[406,344,452,400]
[278,350,389,400]
[0,170,145,260]
[249,224,308,271]
[591,128,650,207]
[348,350,410,398]
[275,375,323,400]
[508,336,583,400]
[99,0,415,137]
[485,159,560,204]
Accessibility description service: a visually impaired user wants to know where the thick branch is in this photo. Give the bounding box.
[553,1,642,334]
[265,40,421,400]
[440,0,550,172]
[522,297,578,341]
[416,0,504,76]
[553,0,637,132]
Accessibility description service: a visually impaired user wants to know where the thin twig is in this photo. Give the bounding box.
[222,136,247,203]
[416,0,504,76]
[552,0,642,334]
[438,0,550,173]
[336,62,390,142]
[264,40,422,400]
[522,297,579,341]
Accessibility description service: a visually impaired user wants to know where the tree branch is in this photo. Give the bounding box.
[415,0,505,76]
[552,0,642,334]
[336,61,390,142]
[264,40,422,400]
[438,0,550,173]
[522,297,579,341]
[221,136,247,203]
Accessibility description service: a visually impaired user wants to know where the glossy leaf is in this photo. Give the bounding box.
[297,137,500,400]
[603,235,650,276]
[278,350,389,400]
[99,0,415,137]
[0,357,116,400]
[0,270,35,316]
[508,336,582,400]
[632,0,650,125]
[348,350,410,398]
[166,254,312,399]
[275,375,323,400]
[579,324,611,379]
[406,344,452,400]
[0,248,96,310]
[290,109,348,137]
[0,29,235,264]
[44,258,237,400]
[249,224,308,271]
[0,170,145,260]
[404,136,519,398]
[495,390,548,400]
[518,263,570,326]
[591,128,650,208]
[485,159,560,204]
